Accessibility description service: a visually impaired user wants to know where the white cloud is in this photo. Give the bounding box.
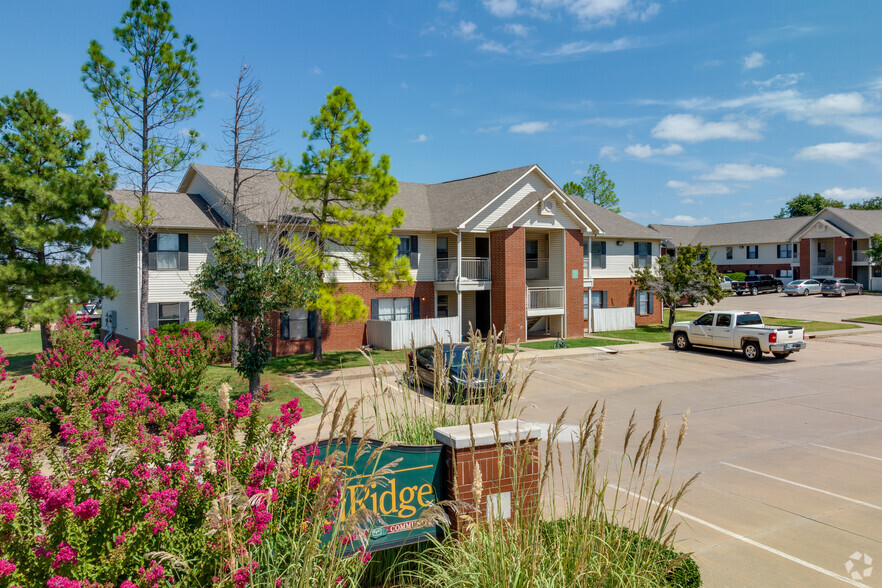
[698,163,785,181]
[504,23,530,36]
[411,134,429,143]
[809,92,868,116]
[742,51,767,70]
[308,66,322,75]
[598,146,620,160]
[623,143,683,158]
[509,121,549,134]
[479,40,509,53]
[438,0,457,11]
[652,114,762,142]
[664,214,712,224]
[476,125,503,133]
[821,187,876,201]
[484,0,518,17]
[666,180,733,196]
[58,112,75,128]
[751,73,803,89]
[210,90,226,99]
[543,36,646,57]
[455,20,480,39]
[795,142,882,161]
[679,198,695,204]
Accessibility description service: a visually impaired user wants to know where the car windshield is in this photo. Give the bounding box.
[444,347,472,368]
[822,279,839,285]
[735,313,763,326]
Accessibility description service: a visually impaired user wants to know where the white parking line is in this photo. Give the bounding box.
[721,462,882,512]
[810,443,882,463]
[607,483,867,587]
[533,369,599,391]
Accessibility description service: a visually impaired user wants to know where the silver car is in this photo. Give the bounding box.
[784,279,821,296]
[821,278,863,297]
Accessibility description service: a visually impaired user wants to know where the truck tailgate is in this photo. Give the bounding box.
[774,327,803,341]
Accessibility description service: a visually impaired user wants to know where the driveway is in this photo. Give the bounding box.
[693,290,882,324]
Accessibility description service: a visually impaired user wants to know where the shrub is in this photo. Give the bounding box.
[156,321,231,365]
[724,272,746,282]
[137,329,211,401]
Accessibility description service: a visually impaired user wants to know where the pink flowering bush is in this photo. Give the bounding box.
[0,374,369,586]
[137,329,211,401]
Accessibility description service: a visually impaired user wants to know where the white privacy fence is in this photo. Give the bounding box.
[871,277,882,291]
[366,316,462,350]
[592,307,635,332]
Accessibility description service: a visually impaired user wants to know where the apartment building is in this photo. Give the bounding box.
[92,164,662,354]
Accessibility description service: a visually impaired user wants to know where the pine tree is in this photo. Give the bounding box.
[0,90,119,350]
[277,86,411,360]
[82,0,204,340]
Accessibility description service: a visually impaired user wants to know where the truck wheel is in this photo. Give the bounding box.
[742,341,762,361]
[673,332,691,351]
[776,284,783,293]
[839,289,846,297]
[751,287,758,296]
[772,352,791,359]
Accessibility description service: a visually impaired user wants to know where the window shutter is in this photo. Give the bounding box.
[307,310,316,338]
[412,296,420,320]
[178,233,189,271]
[148,235,157,271]
[648,293,654,315]
[147,303,158,331]
[600,242,606,269]
[601,291,608,308]
[280,313,290,340]
[410,235,419,269]
[370,299,379,320]
[179,301,189,324]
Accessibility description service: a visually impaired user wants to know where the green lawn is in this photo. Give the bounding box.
[667,309,860,333]
[848,315,882,324]
[266,348,407,374]
[594,325,673,343]
[517,337,636,350]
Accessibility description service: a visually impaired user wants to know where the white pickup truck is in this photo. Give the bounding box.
[670,310,807,361]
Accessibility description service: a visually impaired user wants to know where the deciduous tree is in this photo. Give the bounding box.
[867,233,882,266]
[0,90,119,350]
[633,244,725,329]
[775,193,844,218]
[277,86,411,360]
[187,231,320,393]
[565,164,621,212]
[849,196,882,210]
[82,0,204,339]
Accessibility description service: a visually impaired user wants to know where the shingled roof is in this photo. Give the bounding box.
[108,190,227,230]
[650,216,811,246]
[570,199,662,239]
[788,207,882,240]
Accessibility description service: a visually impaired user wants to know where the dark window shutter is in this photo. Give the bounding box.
[280,313,290,340]
[178,233,189,271]
[179,301,189,324]
[370,299,379,320]
[412,296,420,320]
[307,310,316,338]
[410,235,419,269]
[648,293,654,315]
[148,303,158,331]
[600,242,606,269]
[148,235,157,270]
[601,291,608,308]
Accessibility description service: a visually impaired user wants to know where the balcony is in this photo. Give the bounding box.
[811,264,834,277]
[854,250,870,264]
[526,286,564,316]
[435,257,490,282]
[526,258,549,280]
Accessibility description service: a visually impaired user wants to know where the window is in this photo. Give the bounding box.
[777,244,792,259]
[726,247,733,260]
[747,269,756,276]
[635,290,653,316]
[149,233,188,271]
[591,290,606,309]
[525,240,539,264]
[371,297,417,321]
[777,269,793,279]
[695,313,714,326]
[818,241,827,258]
[583,291,589,320]
[583,240,590,269]
[793,243,798,257]
[634,242,652,268]
[437,295,449,318]
[746,245,758,259]
[716,314,731,327]
[397,235,419,269]
[736,313,763,326]
[158,302,181,326]
[280,309,310,340]
[436,237,448,259]
[591,241,606,269]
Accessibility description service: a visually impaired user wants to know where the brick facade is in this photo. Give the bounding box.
[590,277,662,327]
[490,228,527,343]
[800,238,811,279]
[834,236,853,278]
[270,281,436,355]
[99,330,139,355]
[564,229,584,337]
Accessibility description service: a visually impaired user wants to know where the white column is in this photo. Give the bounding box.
[456,231,463,335]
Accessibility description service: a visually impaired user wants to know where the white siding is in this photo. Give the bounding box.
[99,221,140,341]
[511,198,582,230]
[710,244,792,266]
[468,171,555,232]
[591,239,661,279]
[185,171,232,225]
[326,231,436,283]
[148,229,219,322]
[461,291,477,334]
[366,317,462,350]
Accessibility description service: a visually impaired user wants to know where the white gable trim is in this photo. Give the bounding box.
[790,216,853,241]
[502,190,593,231]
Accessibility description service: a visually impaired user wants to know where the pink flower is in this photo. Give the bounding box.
[0,558,16,577]
[269,398,302,439]
[28,474,51,501]
[40,485,75,521]
[231,393,253,419]
[0,501,19,523]
[166,409,204,442]
[51,542,78,569]
[232,566,252,588]
[46,576,80,588]
[120,582,137,588]
[72,498,99,521]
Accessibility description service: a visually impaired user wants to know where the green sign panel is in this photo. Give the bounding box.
[316,438,444,552]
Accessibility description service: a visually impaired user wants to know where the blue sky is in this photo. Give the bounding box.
[2,0,881,225]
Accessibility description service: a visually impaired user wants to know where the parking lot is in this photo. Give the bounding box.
[694,289,881,324]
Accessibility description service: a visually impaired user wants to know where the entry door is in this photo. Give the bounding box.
[475,290,491,337]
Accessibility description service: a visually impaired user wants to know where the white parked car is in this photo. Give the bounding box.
[720,275,733,291]
[671,310,807,361]
[783,279,821,296]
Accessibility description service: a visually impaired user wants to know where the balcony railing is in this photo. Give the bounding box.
[527,287,564,311]
[435,257,490,282]
[812,264,834,276]
[526,258,549,280]
[854,250,870,263]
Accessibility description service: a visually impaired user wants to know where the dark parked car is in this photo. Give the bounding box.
[406,343,506,402]
[732,275,784,296]
[821,278,863,297]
